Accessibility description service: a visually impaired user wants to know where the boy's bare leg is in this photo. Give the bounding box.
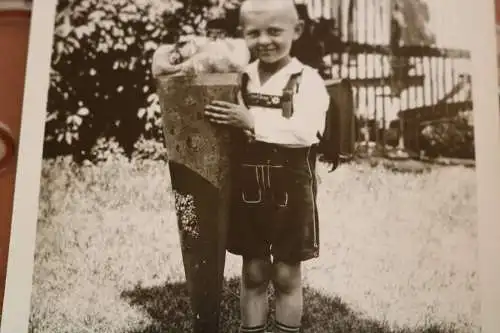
[240,257,272,332]
[273,261,302,332]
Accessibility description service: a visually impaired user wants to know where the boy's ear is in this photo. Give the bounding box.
[293,20,305,40]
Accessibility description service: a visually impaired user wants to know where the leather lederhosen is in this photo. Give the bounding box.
[227,140,320,263]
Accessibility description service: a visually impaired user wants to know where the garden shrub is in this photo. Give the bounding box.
[420,111,475,159]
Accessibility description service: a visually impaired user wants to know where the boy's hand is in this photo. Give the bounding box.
[204,97,254,131]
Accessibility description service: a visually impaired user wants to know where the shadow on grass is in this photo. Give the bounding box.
[121,277,458,333]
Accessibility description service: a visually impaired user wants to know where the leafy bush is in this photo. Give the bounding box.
[420,111,475,159]
[45,0,229,163]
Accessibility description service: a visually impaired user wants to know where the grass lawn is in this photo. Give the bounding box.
[29,155,479,333]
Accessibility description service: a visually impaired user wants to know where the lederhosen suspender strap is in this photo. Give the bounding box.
[281,71,302,118]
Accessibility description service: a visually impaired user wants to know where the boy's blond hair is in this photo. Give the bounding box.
[239,0,300,25]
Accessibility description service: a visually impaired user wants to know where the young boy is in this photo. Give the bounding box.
[204,0,330,332]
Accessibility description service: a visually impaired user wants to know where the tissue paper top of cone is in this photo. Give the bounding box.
[152,36,250,77]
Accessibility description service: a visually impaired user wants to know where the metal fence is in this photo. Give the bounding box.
[303,0,473,158]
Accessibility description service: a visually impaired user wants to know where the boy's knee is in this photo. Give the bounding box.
[242,258,271,290]
[273,261,301,294]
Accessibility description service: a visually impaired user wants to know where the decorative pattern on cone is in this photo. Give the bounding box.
[157,73,239,189]
[174,191,200,240]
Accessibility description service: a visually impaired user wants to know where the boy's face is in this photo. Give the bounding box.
[240,5,303,64]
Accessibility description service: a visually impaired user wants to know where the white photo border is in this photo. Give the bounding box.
[472,1,500,333]
[0,1,57,332]
[1,0,500,332]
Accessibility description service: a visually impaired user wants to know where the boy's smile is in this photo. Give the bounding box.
[240,0,303,66]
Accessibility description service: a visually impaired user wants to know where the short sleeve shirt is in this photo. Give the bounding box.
[242,57,330,148]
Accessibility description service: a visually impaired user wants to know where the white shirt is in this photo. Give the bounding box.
[243,58,330,147]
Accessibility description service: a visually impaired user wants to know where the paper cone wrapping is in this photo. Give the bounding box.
[157,73,240,190]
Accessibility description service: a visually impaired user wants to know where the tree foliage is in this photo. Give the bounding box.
[420,111,475,159]
[46,0,228,162]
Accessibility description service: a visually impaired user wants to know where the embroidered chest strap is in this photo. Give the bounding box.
[240,71,303,118]
[244,92,283,109]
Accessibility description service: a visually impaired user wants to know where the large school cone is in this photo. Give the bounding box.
[157,73,240,332]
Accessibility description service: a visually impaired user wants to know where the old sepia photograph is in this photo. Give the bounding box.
[1,0,488,332]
